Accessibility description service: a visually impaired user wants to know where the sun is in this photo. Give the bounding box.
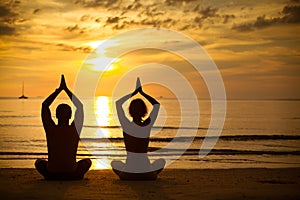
[88,41,105,49]
[84,39,120,72]
[87,39,117,52]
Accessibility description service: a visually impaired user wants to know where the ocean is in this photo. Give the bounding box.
[0,97,299,169]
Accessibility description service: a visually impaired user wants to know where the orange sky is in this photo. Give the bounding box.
[0,0,299,99]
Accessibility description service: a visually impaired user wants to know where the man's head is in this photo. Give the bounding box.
[56,104,72,122]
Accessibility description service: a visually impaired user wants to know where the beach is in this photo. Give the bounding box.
[1,168,299,199]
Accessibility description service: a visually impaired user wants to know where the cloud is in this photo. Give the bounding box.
[0,24,15,35]
[233,15,279,31]
[72,1,223,32]
[179,24,191,31]
[138,6,165,18]
[56,43,92,53]
[0,5,16,19]
[33,8,41,14]
[110,16,178,30]
[199,6,219,19]
[192,5,219,18]
[193,16,202,27]
[126,0,142,10]
[66,24,80,32]
[120,0,143,15]
[233,5,300,32]
[74,0,119,7]
[0,4,18,35]
[180,5,235,31]
[80,14,90,22]
[181,5,235,30]
[106,16,121,24]
[105,7,176,30]
[95,17,101,23]
[164,0,197,7]
[140,18,160,27]
[289,0,300,3]
[111,19,136,30]
[281,5,300,23]
[105,16,129,28]
[223,14,235,24]
[0,2,28,35]
[65,24,88,34]
[0,5,18,35]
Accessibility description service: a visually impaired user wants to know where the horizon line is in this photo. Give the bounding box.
[0,96,300,101]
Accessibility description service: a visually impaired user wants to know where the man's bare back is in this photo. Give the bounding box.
[35,75,91,180]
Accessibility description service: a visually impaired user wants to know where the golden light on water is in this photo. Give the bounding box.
[95,96,112,127]
[92,159,111,170]
[91,96,115,169]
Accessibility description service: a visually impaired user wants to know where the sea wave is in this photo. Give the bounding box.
[80,135,300,142]
[0,115,37,118]
[1,135,300,144]
[0,148,299,158]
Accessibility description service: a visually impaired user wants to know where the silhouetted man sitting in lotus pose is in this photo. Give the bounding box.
[35,75,91,180]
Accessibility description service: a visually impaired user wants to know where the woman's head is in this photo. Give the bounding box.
[129,98,147,119]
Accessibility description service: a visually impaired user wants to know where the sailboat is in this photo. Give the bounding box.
[18,82,28,99]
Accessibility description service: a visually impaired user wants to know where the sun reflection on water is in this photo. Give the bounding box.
[95,96,113,125]
[91,96,116,169]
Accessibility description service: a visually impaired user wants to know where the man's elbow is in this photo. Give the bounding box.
[42,101,49,108]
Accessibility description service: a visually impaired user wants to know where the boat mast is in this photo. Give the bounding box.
[22,81,24,96]
[19,81,28,99]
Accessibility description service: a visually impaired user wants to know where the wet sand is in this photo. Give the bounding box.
[1,168,299,199]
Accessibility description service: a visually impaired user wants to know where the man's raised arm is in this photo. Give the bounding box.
[60,75,84,134]
[42,88,60,128]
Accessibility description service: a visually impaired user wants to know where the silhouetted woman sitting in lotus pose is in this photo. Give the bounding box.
[35,75,91,180]
[111,78,165,180]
